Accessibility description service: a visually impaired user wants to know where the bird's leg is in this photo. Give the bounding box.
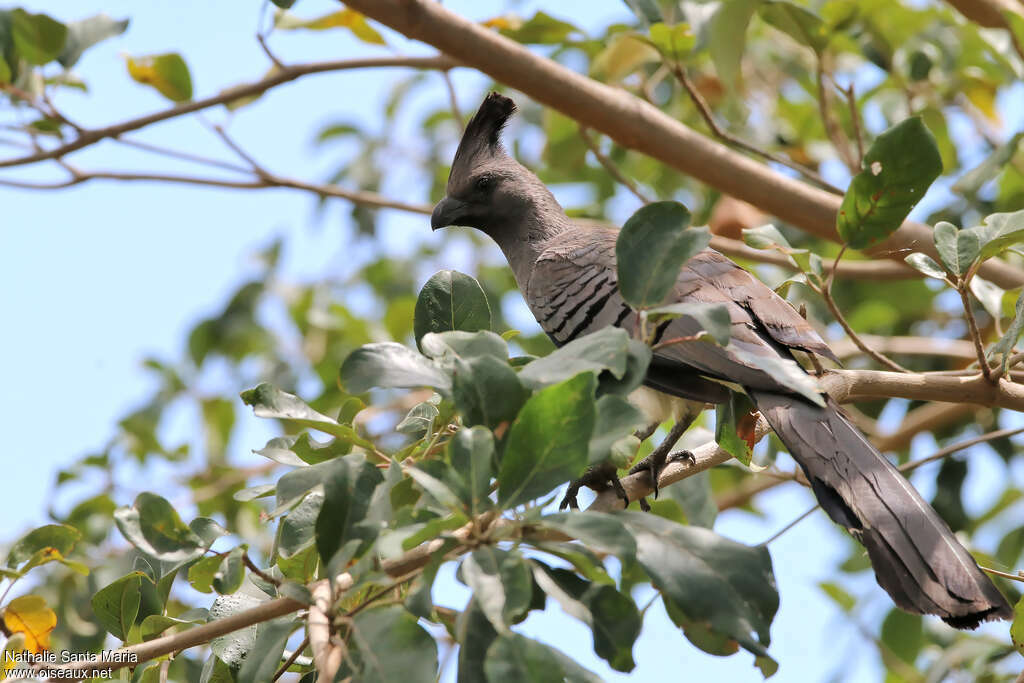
[629,414,698,506]
[559,462,628,511]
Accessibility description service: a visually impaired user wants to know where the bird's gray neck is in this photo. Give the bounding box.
[491,201,570,289]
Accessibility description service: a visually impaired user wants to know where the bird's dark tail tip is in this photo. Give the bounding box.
[749,390,1014,628]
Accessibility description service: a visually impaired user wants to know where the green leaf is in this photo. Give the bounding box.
[616,201,710,308]
[255,432,351,467]
[58,13,129,68]
[485,633,596,681]
[91,571,147,640]
[645,302,732,345]
[989,290,1024,374]
[647,22,695,60]
[270,0,298,8]
[0,56,10,84]
[339,343,452,394]
[518,327,631,389]
[414,270,492,349]
[114,492,204,563]
[139,612,205,641]
[1011,595,1024,655]
[539,511,637,564]
[733,349,824,406]
[619,512,779,666]
[904,253,947,280]
[969,276,1005,322]
[10,9,66,65]
[6,524,80,568]
[460,548,533,632]
[837,117,942,249]
[314,454,384,566]
[448,426,495,516]
[967,209,1024,262]
[531,563,640,672]
[187,554,223,594]
[209,594,262,667]
[933,221,977,278]
[499,11,581,44]
[665,470,718,528]
[591,32,660,81]
[708,0,758,86]
[452,354,528,428]
[880,608,922,664]
[817,581,856,612]
[715,393,755,465]
[277,490,322,558]
[953,132,1024,196]
[421,330,509,361]
[236,618,296,683]
[759,1,828,54]
[396,400,439,438]
[622,0,663,24]
[240,383,372,447]
[588,394,645,466]
[498,373,596,508]
[456,599,498,683]
[212,547,245,595]
[199,654,234,683]
[125,53,193,102]
[341,606,438,683]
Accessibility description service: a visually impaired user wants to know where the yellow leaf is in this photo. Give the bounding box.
[3,595,56,653]
[963,74,999,123]
[591,32,660,81]
[125,53,193,102]
[482,15,522,31]
[275,8,385,44]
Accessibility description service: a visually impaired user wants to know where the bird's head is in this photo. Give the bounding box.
[431,92,559,239]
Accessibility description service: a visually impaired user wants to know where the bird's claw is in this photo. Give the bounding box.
[668,449,696,467]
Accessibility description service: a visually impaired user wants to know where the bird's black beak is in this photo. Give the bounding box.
[431,196,468,231]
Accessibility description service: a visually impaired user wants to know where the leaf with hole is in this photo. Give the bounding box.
[837,118,942,249]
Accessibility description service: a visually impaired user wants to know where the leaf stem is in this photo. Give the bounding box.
[957,283,994,382]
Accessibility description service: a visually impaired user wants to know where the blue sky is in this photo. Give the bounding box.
[1,1,1021,681]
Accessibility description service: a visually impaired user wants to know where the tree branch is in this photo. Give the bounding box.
[578,126,651,203]
[669,62,841,194]
[820,368,1024,410]
[0,55,458,170]
[343,0,1024,290]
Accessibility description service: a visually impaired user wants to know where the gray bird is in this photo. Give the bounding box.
[430,92,1013,628]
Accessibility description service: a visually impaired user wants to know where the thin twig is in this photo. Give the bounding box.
[815,63,858,174]
[760,505,818,545]
[958,284,994,382]
[0,169,434,214]
[982,567,1024,583]
[899,426,1024,474]
[243,551,282,587]
[842,83,865,166]
[669,63,841,195]
[578,126,651,203]
[272,635,310,681]
[991,351,1024,381]
[441,70,463,127]
[820,248,910,373]
[115,137,251,174]
[0,55,458,170]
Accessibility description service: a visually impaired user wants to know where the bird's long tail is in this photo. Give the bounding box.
[749,390,1012,628]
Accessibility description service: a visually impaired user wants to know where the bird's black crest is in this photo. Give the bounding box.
[452,92,517,168]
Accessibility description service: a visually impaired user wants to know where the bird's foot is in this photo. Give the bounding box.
[559,463,629,511]
[668,449,696,467]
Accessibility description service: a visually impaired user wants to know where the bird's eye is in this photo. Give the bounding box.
[476,175,494,191]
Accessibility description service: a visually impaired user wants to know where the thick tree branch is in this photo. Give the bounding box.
[0,55,457,170]
[820,368,1024,410]
[344,0,1024,289]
